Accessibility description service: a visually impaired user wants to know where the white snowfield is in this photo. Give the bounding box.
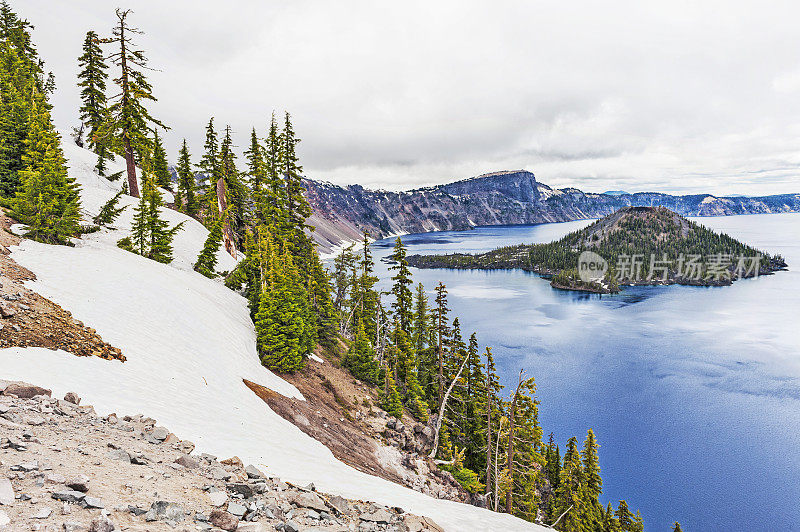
[0,141,545,531]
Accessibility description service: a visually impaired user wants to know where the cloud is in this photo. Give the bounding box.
[19,0,800,195]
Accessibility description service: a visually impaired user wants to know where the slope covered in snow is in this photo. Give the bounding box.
[0,141,545,531]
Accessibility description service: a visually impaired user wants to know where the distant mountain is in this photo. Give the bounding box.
[303,170,800,252]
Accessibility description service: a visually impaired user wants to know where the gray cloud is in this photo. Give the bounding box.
[18,0,800,195]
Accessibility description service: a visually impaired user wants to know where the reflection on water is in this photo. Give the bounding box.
[358,214,800,532]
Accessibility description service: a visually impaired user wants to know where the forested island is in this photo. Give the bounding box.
[407,207,788,293]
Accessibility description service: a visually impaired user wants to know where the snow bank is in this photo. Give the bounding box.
[0,142,544,531]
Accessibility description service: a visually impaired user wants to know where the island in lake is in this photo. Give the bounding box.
[406,206,788,293]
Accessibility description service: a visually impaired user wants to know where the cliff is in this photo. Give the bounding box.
[302,170,800,252]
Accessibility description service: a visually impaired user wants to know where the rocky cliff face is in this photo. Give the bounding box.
[303,170,800,252]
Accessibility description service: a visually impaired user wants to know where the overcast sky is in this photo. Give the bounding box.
[17,0,800,195]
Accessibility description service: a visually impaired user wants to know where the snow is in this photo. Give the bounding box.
[0,141,545,531]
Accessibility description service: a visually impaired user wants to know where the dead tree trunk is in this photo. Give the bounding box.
[215,177,236,258]
[485,390,493,497]
[429,351,469,459]
[505,369,525,515]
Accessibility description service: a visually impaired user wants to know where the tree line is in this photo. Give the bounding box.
[330,235,654,530]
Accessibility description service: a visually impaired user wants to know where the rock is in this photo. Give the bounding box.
[0,478,14,505]
[227,502,247,517]
[220,456,244,468]
[404,515,445,532]
[174,454,199,469]
[176,440,195,454]
[237,523,268,532]
[52,490,86,503]
[208,491,227,507]
[24,415,46,426]
[83,496,103,509]
[210,466,231,480]
[290,491,328,512]
[226,482,253,498]
[106,413,118,424]
[209,509,239,531]
[327,494,349,515]
[163,432,179,444]
[244,464,265,479]
[62,521,85,532]
[360,507,394,524]
[66,474,90,492]
[45,473,67,484]
[144,501,184,522]
[283,521,299,532]
[0,510,9,527]
[150,426,169,441]
[63,392,81,405]
[32,507,52,519]
[11,461,38,472]
[87,516,115,532]
[3,383,51,398]
[0,302,16,318]
[105,448,130,463]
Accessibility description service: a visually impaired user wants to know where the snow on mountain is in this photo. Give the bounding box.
[0,141,544,531]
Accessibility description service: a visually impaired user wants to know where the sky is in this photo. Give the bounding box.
[17,0,800,196]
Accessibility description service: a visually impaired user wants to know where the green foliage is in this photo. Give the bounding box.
[92,190,127,226]
[440,449,484,494]
[117,174,183,263]
[77,30,109,173]
[194,211,223,278]
[344,320,379,384]
[381,371,404,418]
[390,237,413,334]
[175,139,197,215]
[151,130,171,190]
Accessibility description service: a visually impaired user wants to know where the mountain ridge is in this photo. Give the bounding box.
[302,170,800,252]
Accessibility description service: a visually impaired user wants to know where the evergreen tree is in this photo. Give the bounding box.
[255,243,308,373]
[554,437,590,531]
[92,190,127,226]
[581,429,602,501]
[175,139,196,215]
[389,237,413,334]
[151,129,171,189]
[10,96,81,245]
[194,211,223,278]
[381,370,404,418]
[102,8,167,197]
[672,522,683,532]
[280,112,311,240]
[198,117,219,188]
[344,319,379,384]
[76,30,109,175]
[412,282,429,353]
[244,126,266,191]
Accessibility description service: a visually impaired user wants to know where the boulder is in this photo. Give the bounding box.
[66,474,90,493]
[163,432,179,444]
[4,383,51,399]
[327,494,349,515]
[209,509,239,531]
[63,392,81,405]
[106,448,130,463]
[208,491,227,507]
[174,454,199,469]
[290,491,328,512]
[176,440,195,454]
[62,521,85,532]
[244,464,265,479]
[144,501,184,522]
[0,302,16,318]
[52,490,86,503]
[83,496,103,509]
[404,515,445,532]
[226,482,253,498]
[32,506,52,519]
[150,426,169,441]
[227,502,247,518]
[360,507,394,524]
[220,456,244,468]
[87,516,115,532]
[0,478,14,505]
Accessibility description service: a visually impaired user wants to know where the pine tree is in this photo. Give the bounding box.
[255,244,308,373]
[412,282,429,353]
[554,437,590,531]
[244,126,266,191]
[102,9,167,197]
[344,319,379,384]
[10,95,81,245]
[194,211,223,278]
[175,139,196,215]
[581,429,602,501]
[76,30,109,175]
[199,117,219,189]
[389,237,413,334]
[92,190,127,226]
[672,523,683,532]
[117,173,182,262]
[151,129,171,190]
[381,370,404,418]
[280,112,311,241]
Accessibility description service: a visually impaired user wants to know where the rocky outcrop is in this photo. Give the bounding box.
[0,379,446,531]
[302,170,800,252]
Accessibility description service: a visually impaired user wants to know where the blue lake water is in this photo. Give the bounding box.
[366,213,800,531]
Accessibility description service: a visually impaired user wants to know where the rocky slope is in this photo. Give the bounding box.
[0,380,446,531]
[303,170,800,252]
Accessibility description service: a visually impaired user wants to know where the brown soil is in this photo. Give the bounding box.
[0,211,125,361]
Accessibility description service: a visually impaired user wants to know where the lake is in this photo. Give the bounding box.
[367,213,800,531]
